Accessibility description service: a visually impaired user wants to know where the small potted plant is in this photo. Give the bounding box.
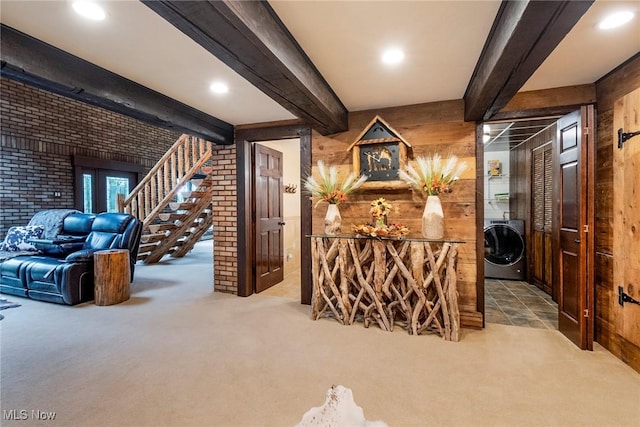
[399,154,467,239]
[304,161,367,235]
[352,198,409,239]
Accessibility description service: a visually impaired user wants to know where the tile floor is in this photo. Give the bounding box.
[485,278,558,329]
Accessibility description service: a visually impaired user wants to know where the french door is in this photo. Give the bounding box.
[74,156,142,214]
[81,169,137,213]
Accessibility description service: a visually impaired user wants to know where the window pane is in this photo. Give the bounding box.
[106,177,129,212]
[83,173,93,213]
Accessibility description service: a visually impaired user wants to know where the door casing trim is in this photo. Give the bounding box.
[236,125,312,301]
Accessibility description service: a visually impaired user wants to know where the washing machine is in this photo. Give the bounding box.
[484,219,526,280]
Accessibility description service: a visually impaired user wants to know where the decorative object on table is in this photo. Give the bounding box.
[347,115,412,186]
[422,195,444,239]
[352,223,409,239]
[296,385,388,427]
[370,197,392,227]
[352,198,409,238]
[324,204,342,236]
[304,160,367,235]
[399,153,467,239]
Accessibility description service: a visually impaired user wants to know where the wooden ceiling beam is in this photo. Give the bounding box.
[464,0,594,122]
[142,0,348,135]
[0,24,233,145]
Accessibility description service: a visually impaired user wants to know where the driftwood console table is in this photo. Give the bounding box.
[309,235,464,341]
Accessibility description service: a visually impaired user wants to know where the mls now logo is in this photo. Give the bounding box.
[3,409,56,421]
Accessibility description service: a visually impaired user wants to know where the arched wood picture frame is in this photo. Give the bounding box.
[347,115,412,190]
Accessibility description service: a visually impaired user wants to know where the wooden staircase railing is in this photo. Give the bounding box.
[117,134,212,228]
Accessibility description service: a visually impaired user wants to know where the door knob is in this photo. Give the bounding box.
[574,239,581,244]
[279,222,286,226]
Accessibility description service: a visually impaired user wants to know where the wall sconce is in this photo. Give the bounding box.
[284,184,297,194]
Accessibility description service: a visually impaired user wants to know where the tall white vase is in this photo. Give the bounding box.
[324,204,342,236]
[422,195,444,239]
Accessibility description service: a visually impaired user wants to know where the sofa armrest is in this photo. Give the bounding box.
[29,236,86,246]
[65,249,100,263]
[29,236,87,257]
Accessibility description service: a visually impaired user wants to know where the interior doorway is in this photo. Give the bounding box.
[482,117,559,330]
[256,138,302,300]
[480,108,595,349]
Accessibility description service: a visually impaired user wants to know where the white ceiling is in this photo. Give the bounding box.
[1,0,639,126]
[270,0,501,111]
[522,0,640,91]
[0,0,296,125]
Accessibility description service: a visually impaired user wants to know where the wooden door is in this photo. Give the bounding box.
[613,89,640,352]
[553,107,595,350]
[79,169,136,213]
[96,170,137,213]
[531,144,554,297]
[254,144,284,293]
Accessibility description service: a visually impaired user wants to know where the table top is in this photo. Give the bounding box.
[307,234,466,244]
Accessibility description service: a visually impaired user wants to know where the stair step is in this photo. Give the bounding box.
[183,190,209,199]
[141,188,214,264]
[169,202,195,211]
[193,176,214,188]
[158,213,187,222]
[138,242,159,252]
[194,211,211,221]
[140,233,166,244]
[148,223,178,234]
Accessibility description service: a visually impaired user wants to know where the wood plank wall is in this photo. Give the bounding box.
[510,125,556,296]
[594,53,640,373]
[311,100,481,325]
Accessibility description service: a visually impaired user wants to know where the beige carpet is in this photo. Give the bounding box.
[1,241,639,427]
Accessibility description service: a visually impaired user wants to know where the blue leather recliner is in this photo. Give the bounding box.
[0,212,142,305]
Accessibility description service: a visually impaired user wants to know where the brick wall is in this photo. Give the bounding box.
[209,145,238,294]
[0,77,181,236]
[1,77,240,295]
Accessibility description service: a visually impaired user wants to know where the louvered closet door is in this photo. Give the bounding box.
[531,144,553,296]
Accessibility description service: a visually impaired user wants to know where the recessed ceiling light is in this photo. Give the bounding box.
[382,48,405,65]
[72,1,106,21]
[209,82,229,95]
[598,11,634,30]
